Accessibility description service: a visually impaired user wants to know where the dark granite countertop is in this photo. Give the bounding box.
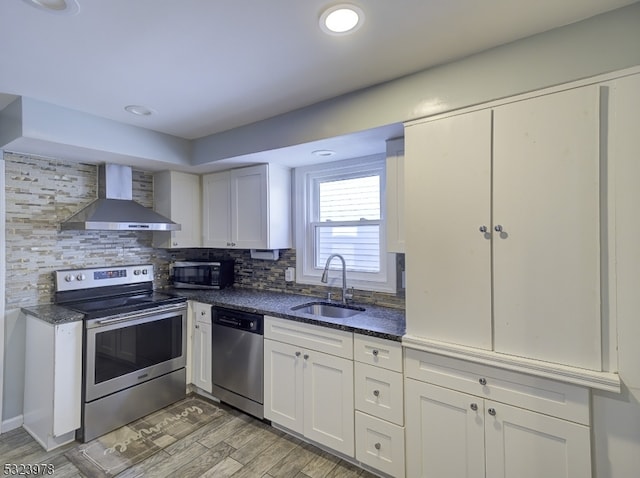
[22,288,405,340]
[21,304,85,325]
[167,287,405,341]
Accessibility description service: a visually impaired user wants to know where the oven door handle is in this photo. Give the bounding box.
[94,303,187,326]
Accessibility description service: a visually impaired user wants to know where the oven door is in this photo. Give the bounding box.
[84,304,187,403]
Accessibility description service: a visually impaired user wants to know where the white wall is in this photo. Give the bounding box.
[591,73,640,478]
[192,3,640,165]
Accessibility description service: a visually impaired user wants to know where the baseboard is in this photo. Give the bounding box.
[1,414,23,433]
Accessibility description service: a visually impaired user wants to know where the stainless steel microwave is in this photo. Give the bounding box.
[170,260,235,289]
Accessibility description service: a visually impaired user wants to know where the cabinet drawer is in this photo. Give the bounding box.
[355,411,405,478]
[192,302,212,324]
[405,348,589,425]
[355,363,404,426]
[354,334,402,372]
[265,316,353,359]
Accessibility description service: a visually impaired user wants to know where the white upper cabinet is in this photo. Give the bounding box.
[153,170,202,248]
[405,84,603,370]
[202,164,292,249]
[386,137,405,253]
[492,86,601,369]
[405,108,493,350]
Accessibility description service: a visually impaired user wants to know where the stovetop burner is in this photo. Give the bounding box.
[62,291,186,320]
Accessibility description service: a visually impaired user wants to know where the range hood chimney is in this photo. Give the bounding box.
[60,164,181,231]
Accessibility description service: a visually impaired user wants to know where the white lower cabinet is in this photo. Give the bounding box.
[23,314,82,451]
[190,301,212,393]
[354,335,405,477]
[264,316,354,456]
[355,412,405,477]
[404,349,592,478]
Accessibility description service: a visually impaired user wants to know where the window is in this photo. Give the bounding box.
[295,155,396,292]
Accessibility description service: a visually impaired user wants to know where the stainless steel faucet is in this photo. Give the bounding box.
[321,254,353,304]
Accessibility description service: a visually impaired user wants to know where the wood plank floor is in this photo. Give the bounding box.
[0,400,378,478]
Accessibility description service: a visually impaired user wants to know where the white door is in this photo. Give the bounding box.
[405,109,493,349]
[304,350,354,456]
[202,171,231,247]
[484,401,591,478]
[264,339,304,434]
[232,165,268,249]
[191,320,212,393]
[171,172,202,248]
[386,139,405,253]
[405,379,485,478]
[492,86,602,370]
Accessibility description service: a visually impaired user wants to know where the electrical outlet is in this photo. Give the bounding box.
[285,267,295,282]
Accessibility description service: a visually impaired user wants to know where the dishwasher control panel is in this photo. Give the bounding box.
[212,306,263,334]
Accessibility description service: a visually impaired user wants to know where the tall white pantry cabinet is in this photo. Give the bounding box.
[404,85,601,369]
[401,70,640,478]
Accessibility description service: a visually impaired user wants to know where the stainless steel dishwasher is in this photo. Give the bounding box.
[211,306,264,419]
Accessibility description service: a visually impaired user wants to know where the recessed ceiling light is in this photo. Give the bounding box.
[22,0,80,15]
[124,105,154,116]
[320,4,364,35]
[312,149,336,157]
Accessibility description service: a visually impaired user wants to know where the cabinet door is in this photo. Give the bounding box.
[53,321,82,436]
[493,86,602,370]
[202,171,231,247]
[171,172,202,248]
[232,165,268,249]
[405,109,493,349]
[304,350,355,456]
[405,378,485,478]
[264,339,304,434]
[192,322,212,393]
[153,171,202,248]
[484,401,591,478]
[386,138,405,253]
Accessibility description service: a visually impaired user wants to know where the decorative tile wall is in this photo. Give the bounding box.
[4,152,405,310]
[3,152,172,308]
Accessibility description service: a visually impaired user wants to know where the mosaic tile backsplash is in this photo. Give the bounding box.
[3,152,405,310]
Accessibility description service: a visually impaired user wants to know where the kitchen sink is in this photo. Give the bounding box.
[291,301,365,318]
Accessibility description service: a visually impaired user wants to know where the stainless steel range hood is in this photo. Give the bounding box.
[60,164,181,231]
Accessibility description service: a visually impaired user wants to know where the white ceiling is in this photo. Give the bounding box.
[0,0,636,154]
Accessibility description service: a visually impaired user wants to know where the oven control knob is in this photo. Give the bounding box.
[64,274,75,282]
[133,269,140,275]
[249,321,255,329]
[142,269,148,275]
[76,273,86,281]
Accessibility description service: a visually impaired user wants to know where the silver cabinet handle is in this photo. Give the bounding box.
[374,443,381,450]
[470,403,478,411]
[494,225,503,232]
[479,378,487,386]
[372,349,379,357]
[303,354,309,360]
[295,351,301,357]
[373,390,380,397]
[488,408,497,416]
[479,225,487,233]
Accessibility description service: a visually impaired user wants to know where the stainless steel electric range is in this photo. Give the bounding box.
[55,264,187,442]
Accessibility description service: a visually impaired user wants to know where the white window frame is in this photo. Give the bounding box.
[294,155,396,293]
